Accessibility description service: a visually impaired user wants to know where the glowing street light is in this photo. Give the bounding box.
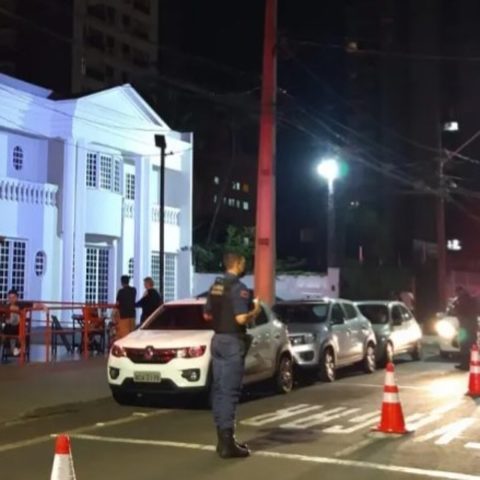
[317,157,341,269]
[317,158,340,193]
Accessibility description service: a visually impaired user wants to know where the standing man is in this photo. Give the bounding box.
[135,277,162,324]
[454,286,479,370]
[116,275,137,339]
[204,252,261,459]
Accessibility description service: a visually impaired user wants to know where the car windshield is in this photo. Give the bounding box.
[143,305,212,330]
[274,303,329,324]
[357,304,389,324]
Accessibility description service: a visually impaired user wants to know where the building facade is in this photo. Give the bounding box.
[0,0,159,95]
[0,73,192,304]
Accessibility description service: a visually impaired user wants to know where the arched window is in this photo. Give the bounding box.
[35,251,46,276]
[13,146,23,171]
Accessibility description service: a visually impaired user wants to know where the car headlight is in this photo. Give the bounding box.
[289,333,316,346]
[435,320,457,340]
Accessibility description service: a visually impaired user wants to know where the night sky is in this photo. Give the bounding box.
[165,1,349,261]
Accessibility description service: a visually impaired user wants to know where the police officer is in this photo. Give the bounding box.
[454,286,479,370]
[204,251,261,459]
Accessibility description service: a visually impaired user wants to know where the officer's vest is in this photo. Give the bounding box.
[207,276,245,334]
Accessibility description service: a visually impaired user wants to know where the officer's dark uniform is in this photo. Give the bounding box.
[204,272,252,457]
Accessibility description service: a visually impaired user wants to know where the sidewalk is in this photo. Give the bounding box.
[0,358,110,424]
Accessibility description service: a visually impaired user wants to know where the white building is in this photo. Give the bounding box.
[0,74,193,304]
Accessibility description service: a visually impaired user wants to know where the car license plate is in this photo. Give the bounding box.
[133,372,161,383]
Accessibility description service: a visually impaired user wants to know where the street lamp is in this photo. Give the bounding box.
[317,158,340,269]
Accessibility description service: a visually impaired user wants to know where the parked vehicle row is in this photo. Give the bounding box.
[107,296,423,405]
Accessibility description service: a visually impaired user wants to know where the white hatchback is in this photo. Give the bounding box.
[108,299,294,404]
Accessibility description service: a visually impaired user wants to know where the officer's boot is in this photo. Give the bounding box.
[216,428,248,452]
[216,428,250,459]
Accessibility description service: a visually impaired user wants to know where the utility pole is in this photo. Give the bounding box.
[254,0,277,305]
[436,144,447,312]
[155,134,166,300]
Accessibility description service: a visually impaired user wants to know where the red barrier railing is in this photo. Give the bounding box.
[0,301,118,366]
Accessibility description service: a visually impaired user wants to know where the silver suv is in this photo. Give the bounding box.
[273,298,377,382]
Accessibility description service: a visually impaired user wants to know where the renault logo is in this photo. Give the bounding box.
[144,346,155,360]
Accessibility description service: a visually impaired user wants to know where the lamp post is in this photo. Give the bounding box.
[317,158,340,269]
[154,134,166,300]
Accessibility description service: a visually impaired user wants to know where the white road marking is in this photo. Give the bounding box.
[323,411,379,434]
[70,433,480,480]
[414,418,476,445]
[331,383,427,391]
[241,404,321,427]
[333,437,377,457]
[0,435,52,453]
[408,401,464,431]
[280,407,361,430]
[465,442,480,450]
[0,410,171,453]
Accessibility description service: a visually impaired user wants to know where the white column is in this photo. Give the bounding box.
[73,140,87,302]
[177,133,193,299]
[134,156,152,292]
[61,138,76,303]
[110,239,118,302]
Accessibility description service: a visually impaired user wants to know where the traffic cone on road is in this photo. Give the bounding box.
[372,362,410,435]
[467,344,480,398]
[50,434,76,480]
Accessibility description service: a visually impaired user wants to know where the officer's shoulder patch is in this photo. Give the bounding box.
[240,289,249,299]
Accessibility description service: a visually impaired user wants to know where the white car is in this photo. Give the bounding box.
[108,299,294,404]
[356,301,423,365]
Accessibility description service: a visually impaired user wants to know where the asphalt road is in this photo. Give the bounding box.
[2,350,480,480]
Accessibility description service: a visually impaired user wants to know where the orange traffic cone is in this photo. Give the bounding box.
[372,362,411,435]
[50,434,76,480]
[467,344,480,398]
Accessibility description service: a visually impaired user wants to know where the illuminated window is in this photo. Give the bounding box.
[128,257,134,278]
[236,200,241,208]
[99,154,113,190]
[151,252,177,301]
[232,181,241,190]
[86,153,97,187]
[85,247,110,303]
[125,173,135,200]
[228,198,235,207]
[213,176,220,185]
[113,159,121,193]
[0,239,26,300]
[12,146,23,171]
[213,195,217,203]
[242,183,249,193]
[243,201,249,211]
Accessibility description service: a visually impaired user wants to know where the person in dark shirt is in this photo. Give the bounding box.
[454,286,479,370]
[135,277,162,324]
[115,275,137,339]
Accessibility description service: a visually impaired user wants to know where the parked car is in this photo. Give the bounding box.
[355,301,423,365]
[273,298,377,382]
[108,299,294,405]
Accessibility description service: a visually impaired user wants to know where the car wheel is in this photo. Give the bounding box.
[319,348,336,382]
[111,389,137,406]
[274,354,294,394]
[411,341,423,361]
[363,343,376,373]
